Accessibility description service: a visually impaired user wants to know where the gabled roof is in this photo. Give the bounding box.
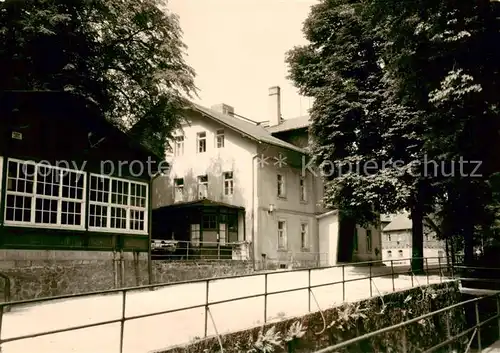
[192,103,306,154]
[383,212,412,232]
[266,115,311,134]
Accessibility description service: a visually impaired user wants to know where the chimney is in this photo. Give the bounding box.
[211,103,234,116]
[268,86,282,126]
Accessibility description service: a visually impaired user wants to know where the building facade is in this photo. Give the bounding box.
[152,86,383,268]
[0,91,160,261]
[381,212,446,265]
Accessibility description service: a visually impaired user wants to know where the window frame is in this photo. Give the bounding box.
[300,222,309,250]
[197,175,208,199]
[174,135,184,156]
[190,223,201,247]
[277,219,287,249]
[87,173,148,235]
[299,177,307,202]
[216,129,225,148]
[173,178,184,202]
[4,158,87,230]
[223,171,234,196]
[197,131,207,153]
[277,174,286,198]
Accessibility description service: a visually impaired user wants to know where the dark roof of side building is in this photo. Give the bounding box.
[266,115,311,134]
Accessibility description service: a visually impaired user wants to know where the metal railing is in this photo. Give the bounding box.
[150,239,328,268]
[0,256,449,352]
[312,263,500,353]
[314,289,500,353]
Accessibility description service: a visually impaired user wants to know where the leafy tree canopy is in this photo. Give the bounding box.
[287,0,500,265]
[0,0,196,157]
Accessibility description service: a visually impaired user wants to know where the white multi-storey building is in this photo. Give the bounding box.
[152,86,382,268]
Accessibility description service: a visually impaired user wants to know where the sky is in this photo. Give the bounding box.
[168,0,318,123]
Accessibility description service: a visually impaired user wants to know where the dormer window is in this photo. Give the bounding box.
[197,132,206,153]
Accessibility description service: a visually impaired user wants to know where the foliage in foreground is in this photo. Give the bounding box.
[175,283,466,353]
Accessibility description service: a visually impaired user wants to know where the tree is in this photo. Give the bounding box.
[286,0,431,271]
[0,0,196,156]
[367,0,500,264]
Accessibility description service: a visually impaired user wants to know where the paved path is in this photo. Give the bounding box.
[0,267,447,353]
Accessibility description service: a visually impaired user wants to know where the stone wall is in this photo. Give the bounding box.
[0,250,255,302]
[155,282,468,353]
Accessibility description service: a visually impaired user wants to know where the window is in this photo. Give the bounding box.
[202,215,217,230]
[387,250,392,258]
[353,227,358,252]
[277,174,285,197]
[398,249,403,257]
[299,178,307,202]
[4,159,86,229]
[190,224,200,247]
[88,174,147,233]
[219,223,227,245]
[278,220,287,249]
[197,132,207,153]
[197,175,208,199]
[366,229,372,252]
[300,222,309,249]
[174,136,184,156]
[386,234,391,241]
[174,178,184,202]
[216,129,225,148]
[228,213,238,243]
[223,172,234,196]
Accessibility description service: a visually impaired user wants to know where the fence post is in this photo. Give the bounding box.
[438,256,442,283]
[497,295,500,340]
[445,310,451,349]
[425,258,429,285]
[119,290,127,353]
[391,260,395,292]
[204,280,210,337]
[342,265,346,302]
[308,268,311,312]
[264,273,268,323]
[475,301,482,352]
[369,263,373,297]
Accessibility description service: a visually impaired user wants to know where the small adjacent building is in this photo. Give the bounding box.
[381,212,446,265]
[0,91,162,261]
